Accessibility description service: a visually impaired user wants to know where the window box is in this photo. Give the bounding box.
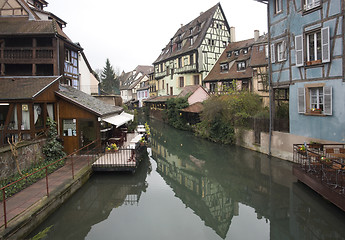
[310,108,322,114]
[306,59,322,66]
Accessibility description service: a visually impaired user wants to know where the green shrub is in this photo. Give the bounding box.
[42,118,66,162]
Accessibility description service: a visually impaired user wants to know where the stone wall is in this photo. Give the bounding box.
[235,129,339,162]
[0,139,45,180]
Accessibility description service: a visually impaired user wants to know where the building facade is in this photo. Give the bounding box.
[204,32,269,106]
[153,3,232,97]
[257,0,344,142]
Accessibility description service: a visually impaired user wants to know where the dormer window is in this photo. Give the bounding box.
[177,42,182,50]
[242,48,248,54]
[237,61,246,71]
[234,50,239,56]
[227,51,232,58]
[220,62,229,72]
[190,37,194,46]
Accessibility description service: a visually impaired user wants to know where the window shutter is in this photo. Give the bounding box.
[282,40,287,60]
[321,26,330,63]
[271,44,275,63]
[323,86,332,115]
[298,87,306,113]
[295,35,304,67]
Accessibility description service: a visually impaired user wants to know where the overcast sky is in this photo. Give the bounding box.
[47,0,267,73]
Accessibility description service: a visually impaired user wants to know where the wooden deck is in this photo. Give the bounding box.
[293,143,345,212]
[92,133,146,172]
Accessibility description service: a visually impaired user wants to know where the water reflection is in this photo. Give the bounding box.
[28,158,151,240]
[150,120,345,239]
[29,120,345,239]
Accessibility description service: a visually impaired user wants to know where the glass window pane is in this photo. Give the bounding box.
[21,104,30,130]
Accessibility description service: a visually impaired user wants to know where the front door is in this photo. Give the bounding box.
[61,118,78,154]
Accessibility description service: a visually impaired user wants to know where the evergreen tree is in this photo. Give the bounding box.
[100,59,120,94]
[42,118,66,161]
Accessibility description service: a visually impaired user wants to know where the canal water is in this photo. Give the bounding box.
[29,120,345,239]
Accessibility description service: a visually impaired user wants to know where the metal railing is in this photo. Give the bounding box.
[0,139,101,228]
[293,143,345,195]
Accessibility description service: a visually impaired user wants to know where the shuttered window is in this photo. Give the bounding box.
[321,27,330,63]
[270,44,275,63]
[323,86,332,115]
[298,86,332,115]
[295,35,304,67]
[298,88,306,113]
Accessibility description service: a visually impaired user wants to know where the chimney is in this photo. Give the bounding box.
[230,26,236,42]
[254,30,260,41]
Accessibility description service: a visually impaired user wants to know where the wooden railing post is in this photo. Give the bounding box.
[45,168,49,197]
[3,188,7,228]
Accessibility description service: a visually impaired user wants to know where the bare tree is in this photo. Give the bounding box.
[7,135,23,176]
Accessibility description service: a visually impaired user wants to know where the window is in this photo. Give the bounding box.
[193,75,200,85]
[222,41,227,47]
[242,48,248,54]
[208,39,215,46]
[177,42,182,50]
[234,50,239,56]
[275,0,282,14]
[65,49,71,62]
[178,57,182,68]
[307,31,321,62]
[190,54,194,65]
[190,37,194,45]
[220,63,229,72]
[227,51,232,58]
[179,77,184,88]
[237,61,246,71]
[277,41,286,61]
[210,83,216,92]
[304,0,321,11]
[295,27,330,67]
[298,85,332,115]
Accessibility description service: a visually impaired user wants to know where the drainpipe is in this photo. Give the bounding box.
[267,2,272,157]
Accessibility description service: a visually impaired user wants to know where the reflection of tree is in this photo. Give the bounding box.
[150,119,345,240]
[31,158,151,240]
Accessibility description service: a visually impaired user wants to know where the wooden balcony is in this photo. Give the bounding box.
[175,64,197,74]
[1,48,54,62]
[154,71,166,79]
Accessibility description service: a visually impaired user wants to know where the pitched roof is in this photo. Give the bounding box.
[153,3,228,64]
[120,65,153,91]
[135,65,154,75]
[181,102,204,113]
[0,76,60,100]
[177,85,203,98]
[250,35,268,67]
[144,95,176,103]
[204,35,267,82]
[56,85,122,116]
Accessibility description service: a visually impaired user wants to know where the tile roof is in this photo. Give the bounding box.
[204,35,267,82]
[181,102,204,113]
[0,76,60,100]
[144,95,176,103]
[177,85,203,98]
[120,65,153,91]
[56,85,122,116]
[153,3,227,64]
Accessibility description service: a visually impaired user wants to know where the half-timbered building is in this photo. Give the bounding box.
[153,3,232,97]
[204,31,269,106]
[256,0,345,143]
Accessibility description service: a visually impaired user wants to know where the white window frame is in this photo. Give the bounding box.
[295,26,330,67]
[307,31,321,62]
[275,0,282,14]
[277,41,286,62]
[220,63,229,72]
[237,61,246,71]
[298,85,332,115]
[304,0,321,11]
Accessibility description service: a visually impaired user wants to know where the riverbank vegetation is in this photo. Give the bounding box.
[164,84,267,144]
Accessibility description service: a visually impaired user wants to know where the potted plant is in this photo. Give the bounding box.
[298,145,306,155]
[310,108,322,114]
[106,143,118,152]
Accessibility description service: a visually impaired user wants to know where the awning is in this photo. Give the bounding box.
[101,112,134,128]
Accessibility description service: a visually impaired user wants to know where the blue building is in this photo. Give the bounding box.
[256,0,345,143]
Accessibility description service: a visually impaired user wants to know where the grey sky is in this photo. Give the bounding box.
[47,0,267,73]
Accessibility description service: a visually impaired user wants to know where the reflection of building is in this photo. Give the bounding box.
[150,134,238,238]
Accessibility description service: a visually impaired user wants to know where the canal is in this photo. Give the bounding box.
[29,120,345,239]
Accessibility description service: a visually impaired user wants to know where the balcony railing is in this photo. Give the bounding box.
[175,64,197,74]
[155,71,166,79]
[2,48,54,59]
[304,0,320,11]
